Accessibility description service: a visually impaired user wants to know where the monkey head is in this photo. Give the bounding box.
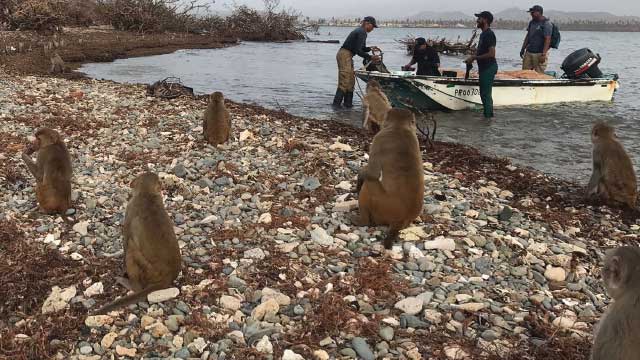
[366,80,382,92]
[602,247,640,300]
[27,128,61,153]
[383,108,416,130]
[211,92,225,103]
[592,122,615,143]
[130,172,162,195]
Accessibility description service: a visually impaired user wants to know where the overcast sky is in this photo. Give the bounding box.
[210,0,640,17]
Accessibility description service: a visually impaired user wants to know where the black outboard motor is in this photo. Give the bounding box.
[561,48,603,79]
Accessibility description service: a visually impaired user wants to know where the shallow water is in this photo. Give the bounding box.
[79,26,640,181]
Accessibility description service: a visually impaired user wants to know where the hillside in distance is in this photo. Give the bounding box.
[494,7,640,22]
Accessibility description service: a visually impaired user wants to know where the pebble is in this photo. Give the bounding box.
[115,345,137,357]
[351,337,375,360]
[147,288,179,303]
[83,282,104,298]
[85,315,113,328]
[255,335,273,354]
[73,221,89,236]
[544,266,567,282]
[244,248,266,260]
[252,299,279,320]
[424,237,456,251]
[42,286,77,314]
[379,326,394,341]
[310,226,334,246]
[394,297,423,315]
[283,349,305,360]
[100,332,118,349]
[313,349,330,360]
[220,295,242,311]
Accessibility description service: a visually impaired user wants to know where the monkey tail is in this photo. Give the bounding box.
[93,284,167,315]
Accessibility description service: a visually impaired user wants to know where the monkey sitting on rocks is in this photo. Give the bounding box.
[592,246,640,360]
[94,172,182,314]
[21,128,72,214]
[352,108,424,249]
[49,52,67,74]
[203,91,231,145]
[362,80,392,135]
[587,122,637,209]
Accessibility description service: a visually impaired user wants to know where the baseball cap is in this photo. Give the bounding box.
[528,5,544,13]
[363,16,378,28]
[474,11,494,24]
[415,37,427,46]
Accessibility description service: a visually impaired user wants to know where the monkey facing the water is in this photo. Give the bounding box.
[362,80,392,134]
[94,172,182,314]
[49,52,66,74]
[21,128,72,214]
[592,246,640,360]
[586,122,637,208]
[203,91,231,145]
[353,108,424,249]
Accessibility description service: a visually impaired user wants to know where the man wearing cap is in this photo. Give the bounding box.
[333,16,380,108]
[465,11,497,119]
[402,37,441,76]
[520,5,552,73]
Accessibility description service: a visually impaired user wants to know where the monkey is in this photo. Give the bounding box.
[586,122,637,209]
[49,52,66,74]
[352,108,424,249]
[94,172,182,314]
[361,80,392,135]
[203,91,231,145]
[21,128,72,215]
[591,246,640,360]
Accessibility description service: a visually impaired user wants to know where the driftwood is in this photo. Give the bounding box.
[306,40,339,44]
[397,30,478,56]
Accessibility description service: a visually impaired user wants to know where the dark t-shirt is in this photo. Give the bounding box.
[341,27,371,60]
[526,18,553,53]
[412,46,441,76]
[476,28,497,71]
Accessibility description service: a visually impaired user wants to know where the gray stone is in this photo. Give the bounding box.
[400,314,429,329]
[499,206,513,221]
[379,326,394,341]
[340,348,357,358]
[173,165,188,178]
[174,347,191,359]
[481,329,500,341]
[351,337,375,360]
[303,177,321,191]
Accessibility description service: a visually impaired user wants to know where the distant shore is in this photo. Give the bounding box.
[318,23,640,32]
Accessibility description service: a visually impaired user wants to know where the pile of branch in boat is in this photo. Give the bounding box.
[397,30,478,56]
[306,39,339,44]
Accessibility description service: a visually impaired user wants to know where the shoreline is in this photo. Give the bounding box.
[0,30,637,359]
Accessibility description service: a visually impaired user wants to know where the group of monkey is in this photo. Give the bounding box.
[17,83,640,357]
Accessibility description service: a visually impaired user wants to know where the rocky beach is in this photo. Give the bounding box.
[1,33,639,360]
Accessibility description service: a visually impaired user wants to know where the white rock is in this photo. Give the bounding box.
[408,245,425,259]
[283,349,305,360]
[44,233,56,244]
[115,345,137,357]
[444,345,470,359]
[258,213,272,224]
[173,335,184,348]
[220,295,242,311]
[244,248,266,260]
[85,315,114,328]
[252,299,280,320]
[148,322,170,337]
[200,215,218,224]
[101,332,118,349]
[73,221,89,236]
[424,237,456,251]
[425,309,443,324]
[499,190,514,199]
[262,287,291,305]
[70,252,84,261]
[333,200,359,212]
[189,337,207,354]
[464,210,479,219]
[255,335,274,354]
[227,330,245,344]
[335,181,352,190]
[147,287,179,303]
[455,294,473,303]
[277,242,299,253]
[456,303,486,312]
[394,297,423,315]
[42,286,76,314]
[239,130,254,142]
[83,282,104,298]
[544,266,567,282]
[328,142,352,152]
[313,349,330,360]
[553,315,577,329]
[310,226,334,246]
[400,226,427,241]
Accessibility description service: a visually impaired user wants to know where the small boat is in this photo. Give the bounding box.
[356,48,619,112]
[355,70,619,112]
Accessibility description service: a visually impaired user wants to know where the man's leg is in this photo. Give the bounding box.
[522,52,534,70]
[534,53,547,73]
[335,49,351,107]
[479,64,497,118]
[343,57,356,108]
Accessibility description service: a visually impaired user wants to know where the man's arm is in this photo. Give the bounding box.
[540,22,553,61]
[353,31,371,60]
[520,23,530,58]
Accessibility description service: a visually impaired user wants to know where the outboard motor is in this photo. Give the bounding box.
[561,48,603,79]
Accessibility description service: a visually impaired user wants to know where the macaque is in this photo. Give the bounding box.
[353,108,424,249]
[94,172,181,314]
[21,128,72,214]
[50,52,66,74]
[203,91,231,145]
[362,80,392,134]
[587,122,637,209]
[592,246,640,360]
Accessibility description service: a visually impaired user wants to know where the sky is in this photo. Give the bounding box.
[208,0,640,18]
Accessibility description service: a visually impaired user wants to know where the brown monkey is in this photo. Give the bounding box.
[353,108,424,249]
[587,122,637,208]
[362,80,392,134]
[94,172,182,314]
[592,246,640,360]
[203,91,231,145]
[21,128,72,214]
[49,52,66,74]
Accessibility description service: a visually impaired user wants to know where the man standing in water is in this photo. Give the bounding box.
[465,11,497,119]
[333,16,380,108]
[520,5,553,73]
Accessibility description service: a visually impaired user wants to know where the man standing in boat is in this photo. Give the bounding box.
[402,37,441,76]
[333,16,380,108]
[465,11,497,119]
[520,5,552,73]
